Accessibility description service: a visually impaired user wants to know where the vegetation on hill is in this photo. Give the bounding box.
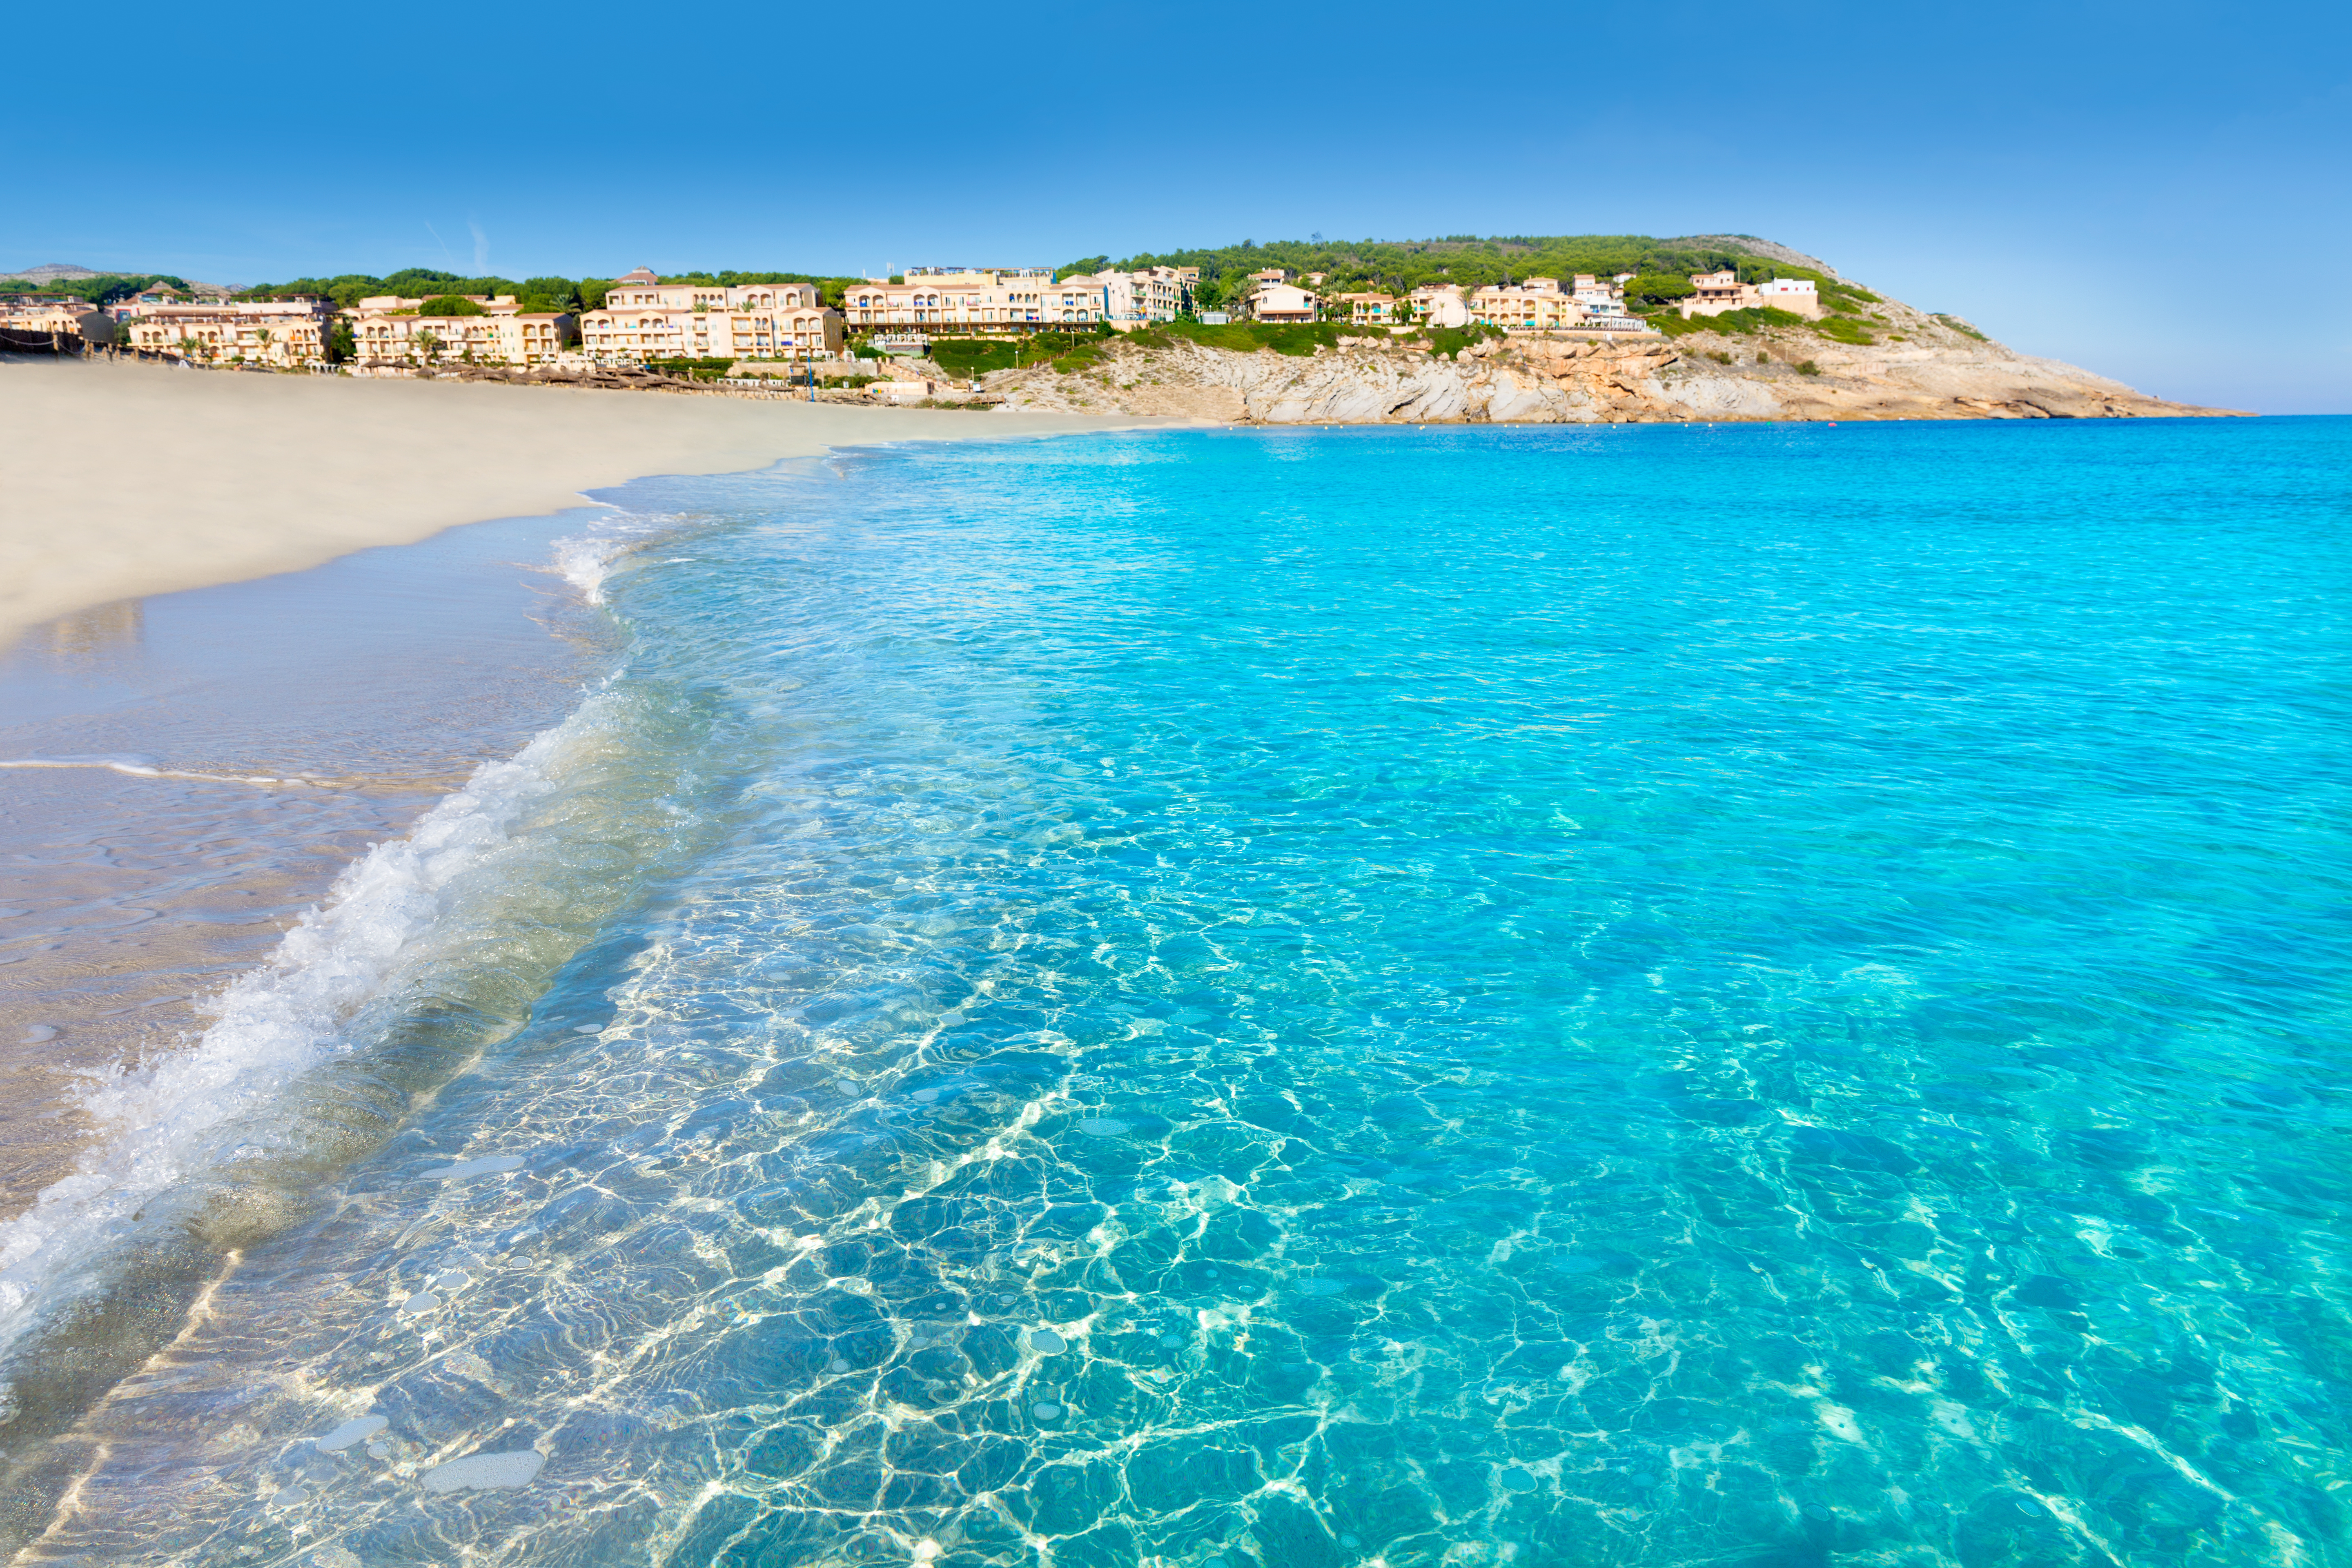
[1082,235,1789,314]
[239,268,884,314]
[0,272,192,305]
[239,270,597,312]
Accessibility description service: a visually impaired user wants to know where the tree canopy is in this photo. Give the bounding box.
[0,273,192,305]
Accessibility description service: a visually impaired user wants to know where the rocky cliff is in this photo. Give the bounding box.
[976,278,2243,425]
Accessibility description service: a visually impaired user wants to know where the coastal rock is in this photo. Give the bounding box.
[985,284,2244,425]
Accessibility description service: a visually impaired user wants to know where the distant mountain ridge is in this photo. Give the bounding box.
[2,261,240,294]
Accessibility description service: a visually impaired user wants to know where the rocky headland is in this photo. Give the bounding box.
[968,254,2244,425]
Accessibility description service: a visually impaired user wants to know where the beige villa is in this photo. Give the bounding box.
[1245,280,1319,323]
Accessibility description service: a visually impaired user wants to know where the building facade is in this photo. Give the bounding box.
[1336,291,1400,326]
[578,276,840,362]
[1753,277,1822,317]
[348,300,574,368]
[837,270,1109,334]
[1468,277,1587,332]
[123,298,338,365]
[1100,266,1189,329]
[1408,284,1470,328]
[1245,281,1320,323]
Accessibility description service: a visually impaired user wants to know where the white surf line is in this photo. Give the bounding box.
[0,758,325,787]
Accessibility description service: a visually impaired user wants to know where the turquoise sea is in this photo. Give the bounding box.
[5,417,2347,1566]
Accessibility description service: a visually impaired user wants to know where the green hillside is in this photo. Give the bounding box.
[1083,234,1798,311]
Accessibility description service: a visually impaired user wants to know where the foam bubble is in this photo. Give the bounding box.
[1027,1329,1066,1354]
[1032,1402,1062,1420]
[399,1291,441,1315]
[1078,1118,1129,1136]
[421,1449,545,1493]
[317,1414,388,1452]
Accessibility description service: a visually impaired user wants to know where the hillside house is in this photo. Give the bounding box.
[1245,281,1320,323]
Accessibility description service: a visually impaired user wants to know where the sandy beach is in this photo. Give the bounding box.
[0,355,1135,648]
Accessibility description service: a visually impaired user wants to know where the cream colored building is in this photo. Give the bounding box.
[1102,265,1189,329]
[1245,281,1319,323]
[578,273,840,363]
[123,298,336,365]
[1678,270,1823,320]
[1468,277,1587,332]
[839,269,1107,333]
[0,297,96,336]
[1408,284,1469,328]
[1336,291,1400,325]
[349,303,573,368]
[1754,277,1822,317]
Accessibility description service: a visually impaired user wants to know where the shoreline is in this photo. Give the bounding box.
[0,354,1159,651]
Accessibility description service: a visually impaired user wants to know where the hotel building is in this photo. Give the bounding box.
[838,269,1110,333]
[122,298,338,365]
[579,270,841,363]
[347,296,574,368]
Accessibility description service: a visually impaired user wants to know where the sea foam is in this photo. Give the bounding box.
[0,699,608,1349]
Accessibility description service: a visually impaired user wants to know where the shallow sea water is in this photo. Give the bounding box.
[10,419,2350,1567]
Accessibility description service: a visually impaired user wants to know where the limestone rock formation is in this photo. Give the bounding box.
[984,283,2244,425]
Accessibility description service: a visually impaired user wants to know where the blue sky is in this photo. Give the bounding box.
[8,0,2347,411]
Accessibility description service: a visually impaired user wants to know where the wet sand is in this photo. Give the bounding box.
[0,354,1131,648]
[0,358,1143,1217]
[0,508,615,1214]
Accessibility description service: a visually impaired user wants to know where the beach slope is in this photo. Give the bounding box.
[0,357,1129,647]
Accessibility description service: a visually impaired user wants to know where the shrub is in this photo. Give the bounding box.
[644,356,738,381]
[1423,323,1506,359]
[1657,305,1807,339]
[1933,314,1988,341]
[928,338,1021,376]
[418,295,486,316]
[1796,359,1820,376]
[1813,316,1875,345]
[1709,350,1732,364]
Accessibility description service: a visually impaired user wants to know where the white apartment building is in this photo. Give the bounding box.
[1570,274,1625,315]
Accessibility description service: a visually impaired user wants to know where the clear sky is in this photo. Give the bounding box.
[8,0,2347,411]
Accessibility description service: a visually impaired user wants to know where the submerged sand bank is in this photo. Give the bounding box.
[0,355,1136,648]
